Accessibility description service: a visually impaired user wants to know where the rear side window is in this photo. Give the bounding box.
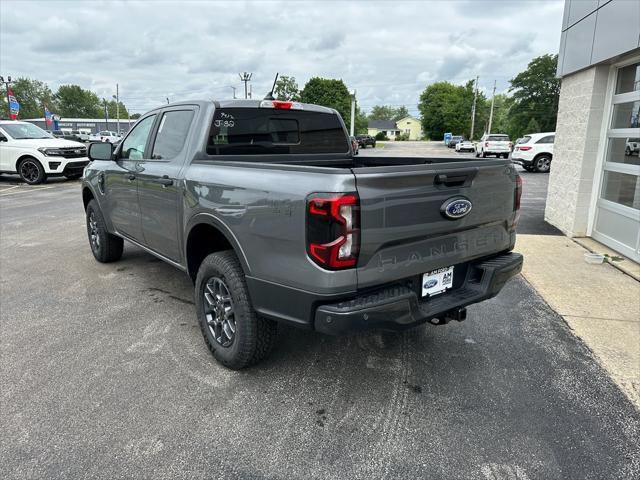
[152,110,195,159]
[488,135,510,141]
[536,135,555,144]
[517,136,531,144]
[207,108,349,155]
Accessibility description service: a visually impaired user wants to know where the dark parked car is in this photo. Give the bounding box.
[447,135,463,148]
[356,134,376,148]
[82,99,523,369]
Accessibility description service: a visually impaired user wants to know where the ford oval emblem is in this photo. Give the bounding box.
[441,198,473,220]
[424,279,438,289]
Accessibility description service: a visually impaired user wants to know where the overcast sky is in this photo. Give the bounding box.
[0,0,564,115]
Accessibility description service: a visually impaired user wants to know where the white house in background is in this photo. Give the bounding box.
[367,120,400,140]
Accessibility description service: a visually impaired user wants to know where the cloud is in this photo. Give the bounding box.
[0,0,564,115]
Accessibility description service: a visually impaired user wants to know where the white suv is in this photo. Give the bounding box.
[475,134,512,159]
[0,121,90,184]
[511,132,555,173]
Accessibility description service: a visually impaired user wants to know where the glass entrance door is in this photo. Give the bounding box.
[592,61,640,262]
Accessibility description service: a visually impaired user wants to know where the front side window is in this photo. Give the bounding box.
[120,115,156,160]
[152,110,195,159]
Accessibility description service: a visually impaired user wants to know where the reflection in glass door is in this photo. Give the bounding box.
[592,61,640,262]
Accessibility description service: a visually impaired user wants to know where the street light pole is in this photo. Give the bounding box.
[0,75,14,119]
[349,89,356,136]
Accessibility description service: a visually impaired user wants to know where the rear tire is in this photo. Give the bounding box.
[482,152,487,158]
[533,155,551,173]
[195,251,277,369]
[18,157,46,185]
[86,199,124,263]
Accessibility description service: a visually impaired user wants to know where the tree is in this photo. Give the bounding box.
[299,77,352,127]
[525,117,541,134]
[273,75,299,101]
[104,99,129,119]
[130,113,141,119]
[368,105,411,122]
[0,77,56,119]
[54,85,102,118]
[369,105,397,121]
[418,80,487,140]
[393,105,409,121]
[355,105,368,134]
[507,54,560,138]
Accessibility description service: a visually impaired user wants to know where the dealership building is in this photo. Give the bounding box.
[546,0,640,262]
[23,118,136,134]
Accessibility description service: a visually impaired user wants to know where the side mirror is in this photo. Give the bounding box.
[0,135,7,142]
[88,141,114,161]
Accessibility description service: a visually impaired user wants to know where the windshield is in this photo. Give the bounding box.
[1,123,52,140]
[488,135,510,141]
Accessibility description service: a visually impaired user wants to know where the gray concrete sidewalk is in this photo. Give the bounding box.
[516,234,640,408]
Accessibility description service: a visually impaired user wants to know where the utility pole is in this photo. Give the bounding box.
[487,79,496,135]
[470,75,479,140]
[166,97,170,105]
[116,83,120,134]
[0,75,14,119]
[349,90,356,136]
[248,83,252,99]
[103,99,109,128]
[239,72,252,99]
[230,86,237,99]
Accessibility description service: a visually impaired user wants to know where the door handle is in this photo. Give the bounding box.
[153,175,173,187]
[127,174,136,181]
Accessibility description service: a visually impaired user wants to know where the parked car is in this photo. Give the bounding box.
[0,121,89,184]
[447,135,463,148]
[511,132,555,173]
[455,140,475,153]
[82,99,523,369]
[356,134,376,148]
[72,130,91,142]
[625,138,640,156]
[97,130,120,143]
[350,136,359,155]
[475,134,512,158]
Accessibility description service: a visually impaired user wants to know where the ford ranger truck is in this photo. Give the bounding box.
[81,99,523,369]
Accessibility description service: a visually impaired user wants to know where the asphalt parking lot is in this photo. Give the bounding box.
[1,147,638,479]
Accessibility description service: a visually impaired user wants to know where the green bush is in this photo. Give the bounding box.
[396,132,410,141]
[375,132,389,141]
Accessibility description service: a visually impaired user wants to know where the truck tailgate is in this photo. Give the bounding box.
[353,160,518,289]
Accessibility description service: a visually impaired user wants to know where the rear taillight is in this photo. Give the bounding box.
[307,193,360,269]
[513,175,523,227]
[519,146,532,151]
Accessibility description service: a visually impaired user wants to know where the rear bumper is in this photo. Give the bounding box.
[314,252,523,335]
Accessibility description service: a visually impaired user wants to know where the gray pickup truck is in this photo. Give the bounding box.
[82,99,523,369]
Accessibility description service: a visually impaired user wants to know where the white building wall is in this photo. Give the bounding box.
[544,65,609,236]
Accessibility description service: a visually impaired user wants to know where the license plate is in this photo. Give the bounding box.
[422,266,454,297]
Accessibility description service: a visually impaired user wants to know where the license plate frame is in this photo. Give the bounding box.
[421,266,454,297]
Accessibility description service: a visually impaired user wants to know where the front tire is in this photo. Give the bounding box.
[86,199,123,262]
[195,251,277,369]
[18,157,46,185]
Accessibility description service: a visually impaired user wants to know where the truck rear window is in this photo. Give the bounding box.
[488,135,510,141]
[207,108,349,155]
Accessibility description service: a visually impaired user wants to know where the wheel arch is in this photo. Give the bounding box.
[533,152,552,161]
[82,186,95,210]
[184,214,251,282]
[15,154,42,172]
